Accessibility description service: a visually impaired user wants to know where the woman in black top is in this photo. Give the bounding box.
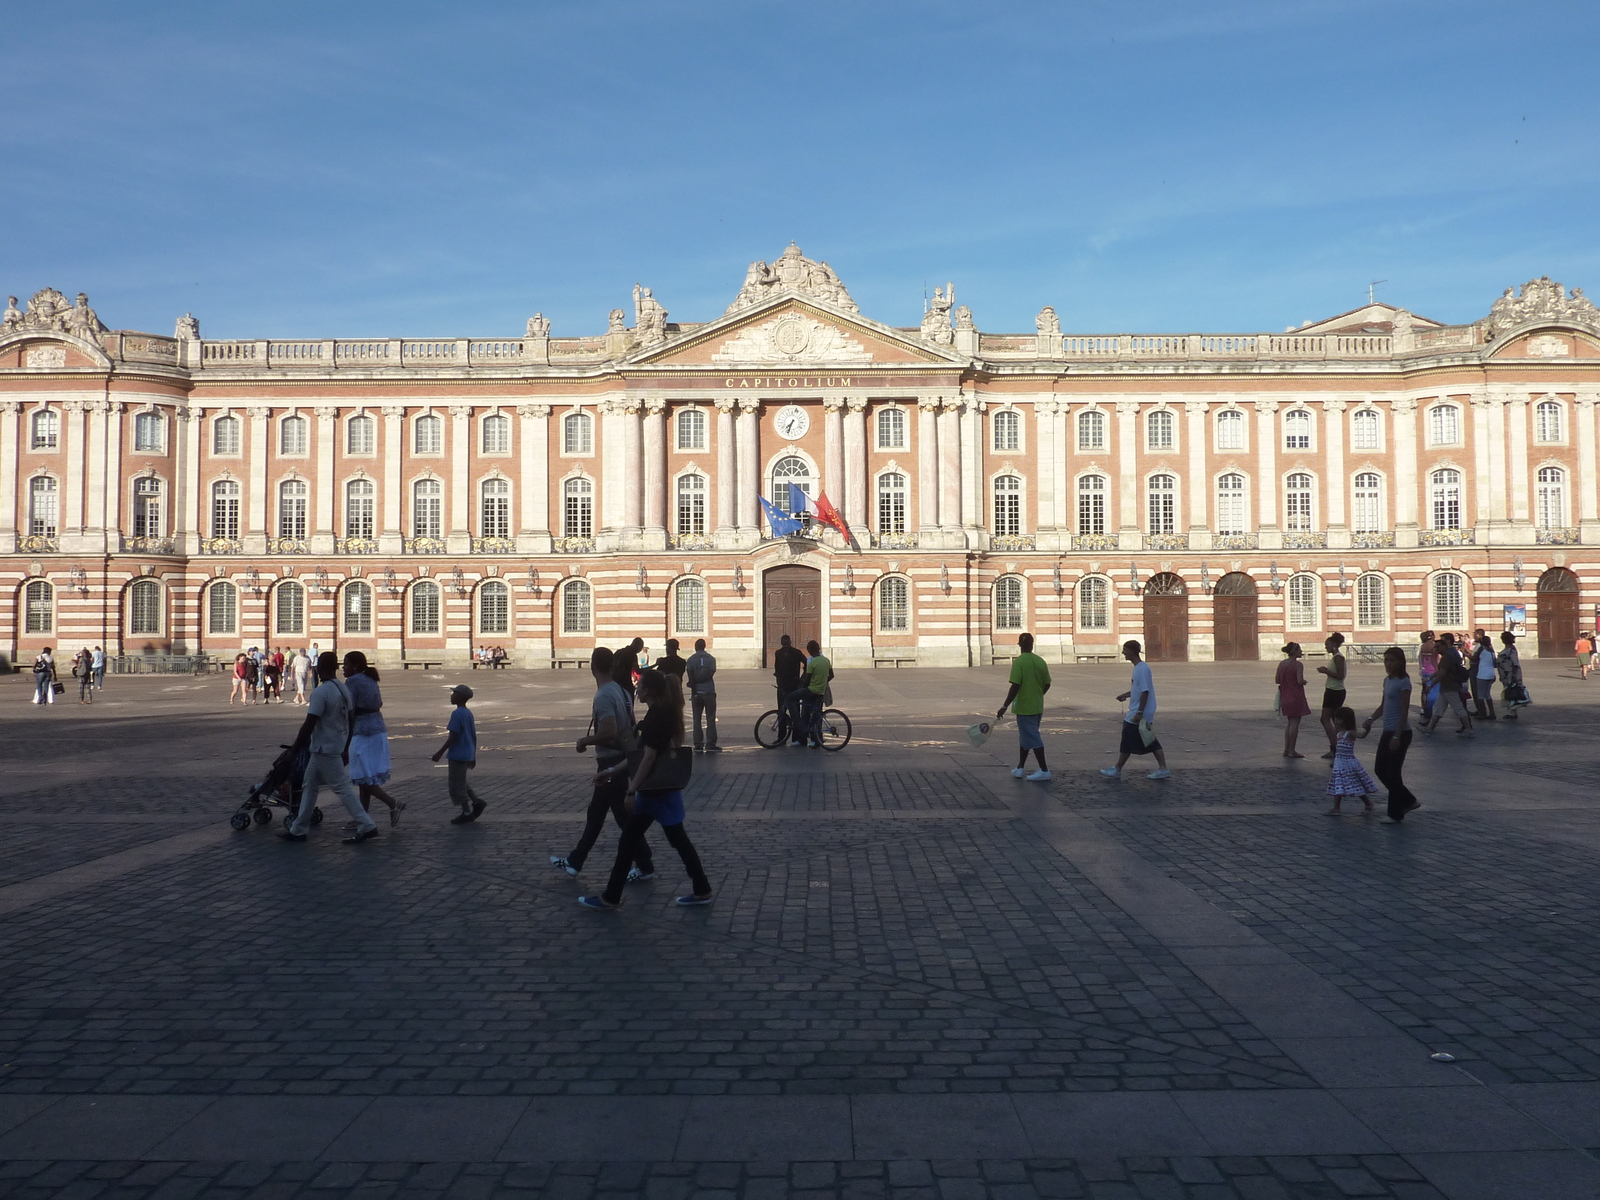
[579,668,713,910]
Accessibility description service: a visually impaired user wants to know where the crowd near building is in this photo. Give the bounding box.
[2,247,1599,670]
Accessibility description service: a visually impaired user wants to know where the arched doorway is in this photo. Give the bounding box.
[1537,567,1579,659]
[763,565,821,667]
[1142,573,1188,662]
[1212,572,1259,661]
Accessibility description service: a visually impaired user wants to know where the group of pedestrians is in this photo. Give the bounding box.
[27,646,108,705]
[230,646,318,706]
[772,634,833,747]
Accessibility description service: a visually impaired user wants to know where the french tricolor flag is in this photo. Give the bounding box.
[787,484,852,541]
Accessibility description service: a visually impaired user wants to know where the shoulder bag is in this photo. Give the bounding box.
[626,741,693,792]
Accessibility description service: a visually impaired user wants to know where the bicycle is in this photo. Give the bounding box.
[755,688,852,752]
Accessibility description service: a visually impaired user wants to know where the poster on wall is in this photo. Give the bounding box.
[1503,604,1527,636]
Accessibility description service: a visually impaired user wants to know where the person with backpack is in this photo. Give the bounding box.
[1423,633,1473,737]
[31,647,56,705]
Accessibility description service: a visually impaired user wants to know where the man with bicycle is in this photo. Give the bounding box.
[787,640,833,749]
[773,634,806,745]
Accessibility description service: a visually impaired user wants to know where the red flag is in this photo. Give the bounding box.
[813,491,851,540]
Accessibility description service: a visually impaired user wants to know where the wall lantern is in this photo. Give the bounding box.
[1052,563,1063,594]
[1269,561,1282,594]
[1127,561,1142,596]
[382,567,399,595]
[526,566,540,595]
[1513,557,1526,592]
[244,566,262,595]
[1199,562,1212,595]
[843,565,855,594]
[1338,561,1348,594]
[69,566,88,596]
[315,566,331,595]
[940,563,951,593]
[451,566,469,597]
[733,564,745,592]
[636,562,648,593]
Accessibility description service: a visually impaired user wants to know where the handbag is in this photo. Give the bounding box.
[50,681,65,696]
[626,742,693,792]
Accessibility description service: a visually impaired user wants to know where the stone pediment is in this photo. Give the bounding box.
[0,330,113,371]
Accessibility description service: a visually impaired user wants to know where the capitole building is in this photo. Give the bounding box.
[3,244,1600,671]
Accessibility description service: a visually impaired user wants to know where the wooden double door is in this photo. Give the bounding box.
[1537,569,1580,659]
[1211,572,1260,661]
[763,565,821,667]
[1141,574,1189,662]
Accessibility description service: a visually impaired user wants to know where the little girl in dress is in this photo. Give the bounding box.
[1327,707,1380,815]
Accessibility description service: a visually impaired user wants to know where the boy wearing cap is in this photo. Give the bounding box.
[431,684,486,824]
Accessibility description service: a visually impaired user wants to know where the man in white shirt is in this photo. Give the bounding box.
[279,652,379,844]
[1100,640,1171,780]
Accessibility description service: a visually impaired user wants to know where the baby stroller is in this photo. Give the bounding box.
[230,743,322,831]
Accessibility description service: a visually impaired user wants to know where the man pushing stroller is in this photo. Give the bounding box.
[278,652,380,845]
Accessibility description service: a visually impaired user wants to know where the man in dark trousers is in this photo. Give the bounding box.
[772,634,806,745]
[686,638,720,752]
[656,639,687,684]
[612,637,645,698]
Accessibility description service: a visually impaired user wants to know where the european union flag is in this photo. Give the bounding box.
[760,494,802,536]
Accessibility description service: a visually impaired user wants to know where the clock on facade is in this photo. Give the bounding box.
[775,404,810,440]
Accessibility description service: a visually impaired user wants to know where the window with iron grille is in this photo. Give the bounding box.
[129,579,162,635]
[995,576,1024,630]
[24,580,53,633]
[1287,573,1318,629]
[674,577,706,633]
[479,580,509,635]
[1431,572,1464,627]
[208,582,237,634]
[1356,574,1386,628]
[411,581,441,633]
[561,580,591,634]
[343,581,372,634]
[1078,577,1109,629]
[878,576,909,631]
[275,582,305,634]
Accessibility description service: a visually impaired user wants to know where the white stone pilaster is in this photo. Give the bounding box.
[1254,399,1278,546]
[0,402,17,552]
[517,404,551,551]
[313,406,337,553]
[715,398,736,539]
[916,398,939,531]
[843,397,867,534]
[1508,391,1531,531]
[63,400,87,541]
[823,396,844,504]
[448,404,472,551]
[1184,399,1209,547]
[85,400,108,547]
[736,399,759,532]
[104,401,124,546]
[1323,397,1346,547]
[1578,394,1599,540]
[622,399,643,534]
[1486,393,1508,523]
[1392,396,1418,546]
[1115,399,1139,549]
[643,397,666,548]
[178,405,201,554]
[380,406,405,552]
[1470,392,1492,541]
[960,396,982,531]
[245,406,270,554]
[937,398,960,530]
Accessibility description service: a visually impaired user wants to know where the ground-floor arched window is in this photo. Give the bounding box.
[561,580,592,634]
[994,576,1024,630]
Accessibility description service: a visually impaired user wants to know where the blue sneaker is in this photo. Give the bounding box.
[675,893,714,906]
[576,895,620,911]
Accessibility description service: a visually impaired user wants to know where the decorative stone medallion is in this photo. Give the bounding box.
[771,317,811,357]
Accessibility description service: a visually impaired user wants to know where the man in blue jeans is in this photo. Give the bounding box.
[786,640,833,748]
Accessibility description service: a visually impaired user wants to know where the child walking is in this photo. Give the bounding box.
[431,684,486,825]
[1326,706,1379,815]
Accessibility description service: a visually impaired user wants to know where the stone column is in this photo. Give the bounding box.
[823,396,845,503]
[245,406,270,554]
[1578,393,1599,541]
[1184,399,1209,548]
[643,397,667,548]
[1508,391,1531,532]
[517,403,551,551]
[736,399,760,532]
[1323,397,1347,547]
[961,397,983,532]
[62,401,87,544]
[1392,396,1418,546]
[1254,399,1279,548]
[85,400,109,549]
[178,405,201,555]
[938,398,961,531]
[380,406,405,552]
[1035,399,1057,539]
[448,404,472,552]
[600,399,625,536]
[622,400,643,534]
[1470,392,1493,541]
[103,401,124,547]
[1486,391,1509,523]
[0,402,18,553]
[916,398,939,532]
[843,397,867,534]
[714,398,737,539]
[313,406,337,553]
[1115,399,1140,550]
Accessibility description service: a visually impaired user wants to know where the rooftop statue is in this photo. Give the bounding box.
[725,243,858,315]
[1484,276,1600,340]
[633,284,668,347]
[2,287,106,340]
[921,284,955,346]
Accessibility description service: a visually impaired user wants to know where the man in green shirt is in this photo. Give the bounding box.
[996,632,1052,781]
[791,639,833,748]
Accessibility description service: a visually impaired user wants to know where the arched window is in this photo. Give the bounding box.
[1215,409,1244,450]
[24,580,53,633]
[1356,573,1386,629]
[674,577,706,633]
[343,580,372,634]
[1352,472,1382,532]
[1428,403,1460,446]
[481,414,511,454]
[128,579,162,636]
[28,476,58,536]
[561,579,592,634]
[481,477,511,538]
[345,478,375,539]
[877,472,907,534]
[1351,408,1380,450]
[1535,400,1563,443]
[211,480,240,539]
[676,408,706,451]
[413,478,443,538]
[1077,475,1106,536]
[278,479,309,540]
[1147,473,1176,534]
[1536,466,1566,529]
[275,581,305,635]
[563,477,594,537]
[1146,410,1174,450]
[876,407,906,449]
[878,576,910,631]
[31,409,59,450]
[411,580,441,634]
[1216,473,1246,534]
[992,410,1020,452]
[1077,409,1105,450]
[1431,572,1464,628]
[676,474,707,536]
[1429,469,1461,530]
[769,455,813,523]
[212,414,240,455]
[207,581,237,634]
[994,576,1024,631]
[1283,409,1312,450]
[993,475,1022,537]
[134,411,164,453]
[279,415,308,456]
[1078,577,1109,630]
[346,414,376,455]
[414,414,443,454]
[1286,573,1318,629]
[133,477,163,537]
[562,411,592,454]
[478,580,510,635]
[1284,472,1313,531]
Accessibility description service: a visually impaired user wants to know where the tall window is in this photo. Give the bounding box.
[134,412,164,452]
[1146,410,1174,450]
[1283,409,1312,450]
[24,580,53,633]
[563,411,592,454]
[993,410,1020,451]
[481,478,511,538]
[674,577,706,633]
[347,414,376,455]
[769,455,813,521]
[208,582,237,634]
[561,580,592,634]
[877,472,907,534]
[346,479,375,539]
[1428,404,1460,446]
[31,409,59,450]
[1216,473,1246,534]
[1535,400,1563,443]
[677,409,706,450]
[1429,469,1461,530]
[280,415,308,456]
[1284,472,1313,531]
[1215,409,1244,450]
[275,581,305,634]
[1078,577,1109,630]
[413,479,443,538]
[481,414,511,454]
[876,407,906,449]
[676,474,707,536]
[278,480,308,540]
[343,581,372,634]
[1352,472,1382,532]
[411,580,441,633]
[129,579,162,636]
[1351,408,1380,449]
[563,477,593,537]
[995,576,1024,631]
[414,414,443,454]
[1147,474,1175,534]
[133,477,163,537]
[1077,409,1105,450]
[1432,572,1464,627]
[1287,574,1318,629]
[878,576,909,631]
[1077,475,1106,535]
[212,414,240,454]
[993,475,1022,536]
[211,480,240,539]
[479,580,510,635]
[1356,573,1386,629]
[28,476,58,536]
[1536,466,1566,529]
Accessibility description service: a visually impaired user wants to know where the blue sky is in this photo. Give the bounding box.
[4,1,1597,339]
